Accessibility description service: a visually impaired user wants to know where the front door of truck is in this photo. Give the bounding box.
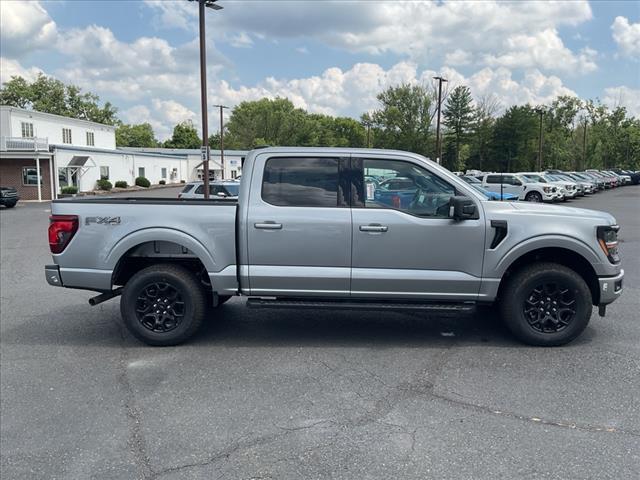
[350,155,486,300]
[245,154,351,297]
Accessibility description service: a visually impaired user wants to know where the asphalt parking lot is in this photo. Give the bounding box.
[1,187,639,479]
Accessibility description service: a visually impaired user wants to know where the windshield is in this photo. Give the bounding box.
[222,184,240,196]
[462,176,481,184]
[522,174,545,183]
[470,184,490,199]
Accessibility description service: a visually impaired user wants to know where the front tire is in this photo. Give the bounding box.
[500,262,592,346]
[525,191,542,203]
[121,264,206,346]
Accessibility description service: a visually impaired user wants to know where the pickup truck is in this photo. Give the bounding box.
[45,147,624,347]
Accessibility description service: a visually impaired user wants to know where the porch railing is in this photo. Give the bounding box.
[0,136,49,152]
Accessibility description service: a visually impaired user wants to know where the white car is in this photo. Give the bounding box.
[481,173,558,202]
[178,180,240,199]
[518,172,578,201]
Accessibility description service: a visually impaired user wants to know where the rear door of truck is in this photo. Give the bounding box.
[244,153,351,297]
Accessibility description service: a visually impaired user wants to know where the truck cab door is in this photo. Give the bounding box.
[244,154,351,297]
[350,155,486,300]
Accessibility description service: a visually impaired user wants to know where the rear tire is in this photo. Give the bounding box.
[121,264,206,346]
[4,202,17,208]
[500,262,592,346]
[525,191,542,203]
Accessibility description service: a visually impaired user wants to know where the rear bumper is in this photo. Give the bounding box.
[598,269,624,305]
[45,264,63,287]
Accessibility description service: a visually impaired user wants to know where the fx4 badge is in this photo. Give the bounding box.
[85,216,121,226]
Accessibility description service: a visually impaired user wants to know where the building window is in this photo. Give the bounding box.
[100,166,109,180]
[138,167,145,178]
[21,122,34,138]
[22,167,42,185]
[62,128,72,144]
[161,168,167,179]
[230,170,237,179]
[86,132,95,146]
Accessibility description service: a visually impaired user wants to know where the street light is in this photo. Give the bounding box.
[213,104,229,179]
[535,107,545,171]
[433,76,448,165]
[189,0,223,198]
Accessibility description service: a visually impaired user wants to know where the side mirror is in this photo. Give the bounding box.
[216,191,228,198]
[449,196,479,221]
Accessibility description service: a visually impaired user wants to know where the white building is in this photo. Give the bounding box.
[0,106,246,200]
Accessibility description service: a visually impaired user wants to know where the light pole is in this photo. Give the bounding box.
[433,76,448,165]
[535,107,545,171]
[213,104,229,179]
[190,0,223,198]
[361,115,372,148]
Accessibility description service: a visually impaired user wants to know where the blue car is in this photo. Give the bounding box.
[462,176,518,201]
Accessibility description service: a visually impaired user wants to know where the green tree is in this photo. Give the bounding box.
[468,94,500,171]
[163,120,201,149]
[443,86,475,170]
[489,105,539,172]
[115,123,159,147]
[0,74,118,125]
[369,84,436,156]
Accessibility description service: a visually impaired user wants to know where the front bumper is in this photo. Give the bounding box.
[45,264,63,287]
[598,269,624,305]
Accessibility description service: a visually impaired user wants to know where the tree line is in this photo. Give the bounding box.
[1,74,638,171]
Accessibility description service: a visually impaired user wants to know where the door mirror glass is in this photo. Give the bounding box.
[449,196,478,220]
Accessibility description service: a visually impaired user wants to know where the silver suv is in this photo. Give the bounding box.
[179,180,240,199]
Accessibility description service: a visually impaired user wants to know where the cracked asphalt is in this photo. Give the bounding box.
[1,186,639,479]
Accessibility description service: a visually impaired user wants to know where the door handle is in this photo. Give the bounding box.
[254,222,283,230]
[359,224,388,233]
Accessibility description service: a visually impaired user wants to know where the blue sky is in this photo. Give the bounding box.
[1,0,638,140]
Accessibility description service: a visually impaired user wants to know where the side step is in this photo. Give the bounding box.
[246,297,476,314]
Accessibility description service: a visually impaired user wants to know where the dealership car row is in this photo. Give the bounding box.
[457,168,639,203]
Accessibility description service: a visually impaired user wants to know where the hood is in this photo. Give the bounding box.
[509,202,615,223]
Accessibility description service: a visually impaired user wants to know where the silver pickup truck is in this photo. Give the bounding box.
[45,147,624,347]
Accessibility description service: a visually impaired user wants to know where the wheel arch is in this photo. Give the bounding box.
[496,246,600,306]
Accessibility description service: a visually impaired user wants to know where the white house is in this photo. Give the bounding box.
[0,106,247,200]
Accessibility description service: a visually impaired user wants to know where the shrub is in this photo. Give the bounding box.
[114,180,128,188]
[61,186,78,194]
[96,179,112,191]
[159,179,166,185]
[135,176,150,188]
[180,179,186,183]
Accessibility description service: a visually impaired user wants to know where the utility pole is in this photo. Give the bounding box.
[535,107,544,171]
[433,76,448,165]
[191,0,223,198]
[361,114,372,148]
[582,118,587,170]
[213,104,229,179]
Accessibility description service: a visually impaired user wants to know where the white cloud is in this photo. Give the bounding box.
[209,61,576,121]
[228,32,253,48]
[0,0,57,57]
[603,86,640,117]
[0,58,44,85]
[151,99,196,125]
[144,1,595,74]
[611,17,640,59]
[121,99,196,140]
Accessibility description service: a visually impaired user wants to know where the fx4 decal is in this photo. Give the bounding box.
[85,216,121,226]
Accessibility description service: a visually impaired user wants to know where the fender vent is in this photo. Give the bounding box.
[490,220,508,249]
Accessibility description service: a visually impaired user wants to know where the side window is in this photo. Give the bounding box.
[262,157,340,207]
[362,159,455,217]
[194,185,204,194]
[486,175,501,184]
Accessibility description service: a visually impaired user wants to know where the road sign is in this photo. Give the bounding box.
[201,146,209,161]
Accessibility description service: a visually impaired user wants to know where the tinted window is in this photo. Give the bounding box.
[194,185,204,194]
[363,159,455,217]
[262,157,340,207]
[486,175,502,184]
[181,184,195,193]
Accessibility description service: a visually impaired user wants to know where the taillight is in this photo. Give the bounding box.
[597,225,620,264]
[49,215,78,254]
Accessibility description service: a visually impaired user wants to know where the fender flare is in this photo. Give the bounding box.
[105,227,217,273]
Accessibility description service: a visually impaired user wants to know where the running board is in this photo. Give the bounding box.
[246,298,476,313]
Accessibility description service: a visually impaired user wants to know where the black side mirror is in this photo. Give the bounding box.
[449,196,479,220]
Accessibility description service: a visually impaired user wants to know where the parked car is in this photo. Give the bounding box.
[481,173,558,202]
[580,172,607,190]
[587,170,617,188]
[563,173,597,194]
[519,172,578,201]
[0,186,19,208]
[612,168,640,185]
[461,176,518,200]
[178,180,240,199]
[45,147,624,347]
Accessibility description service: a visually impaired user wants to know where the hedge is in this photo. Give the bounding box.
[135,176,151,188]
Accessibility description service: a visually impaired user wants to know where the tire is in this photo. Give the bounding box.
[500,262,592,346]
[120,264,207,346]
[525,191,542,203]
[3,202,17,208]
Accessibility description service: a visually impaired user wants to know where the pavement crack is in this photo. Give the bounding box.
[116,322,153,479]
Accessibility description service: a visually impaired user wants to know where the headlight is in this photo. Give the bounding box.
[597,225,620,264]
[543,186,551,193]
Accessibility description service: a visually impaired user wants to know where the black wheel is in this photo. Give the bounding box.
[4,202,17,208]
[121,264,206,346]
[500,262,592,346]
[525,191,542,203]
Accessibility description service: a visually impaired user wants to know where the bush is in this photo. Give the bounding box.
[114,180,128,188]
[61,186,78,194]
[180,179,186,183]
[135,176,150,188]
[159,179,166,185]
[96,179,112,191]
